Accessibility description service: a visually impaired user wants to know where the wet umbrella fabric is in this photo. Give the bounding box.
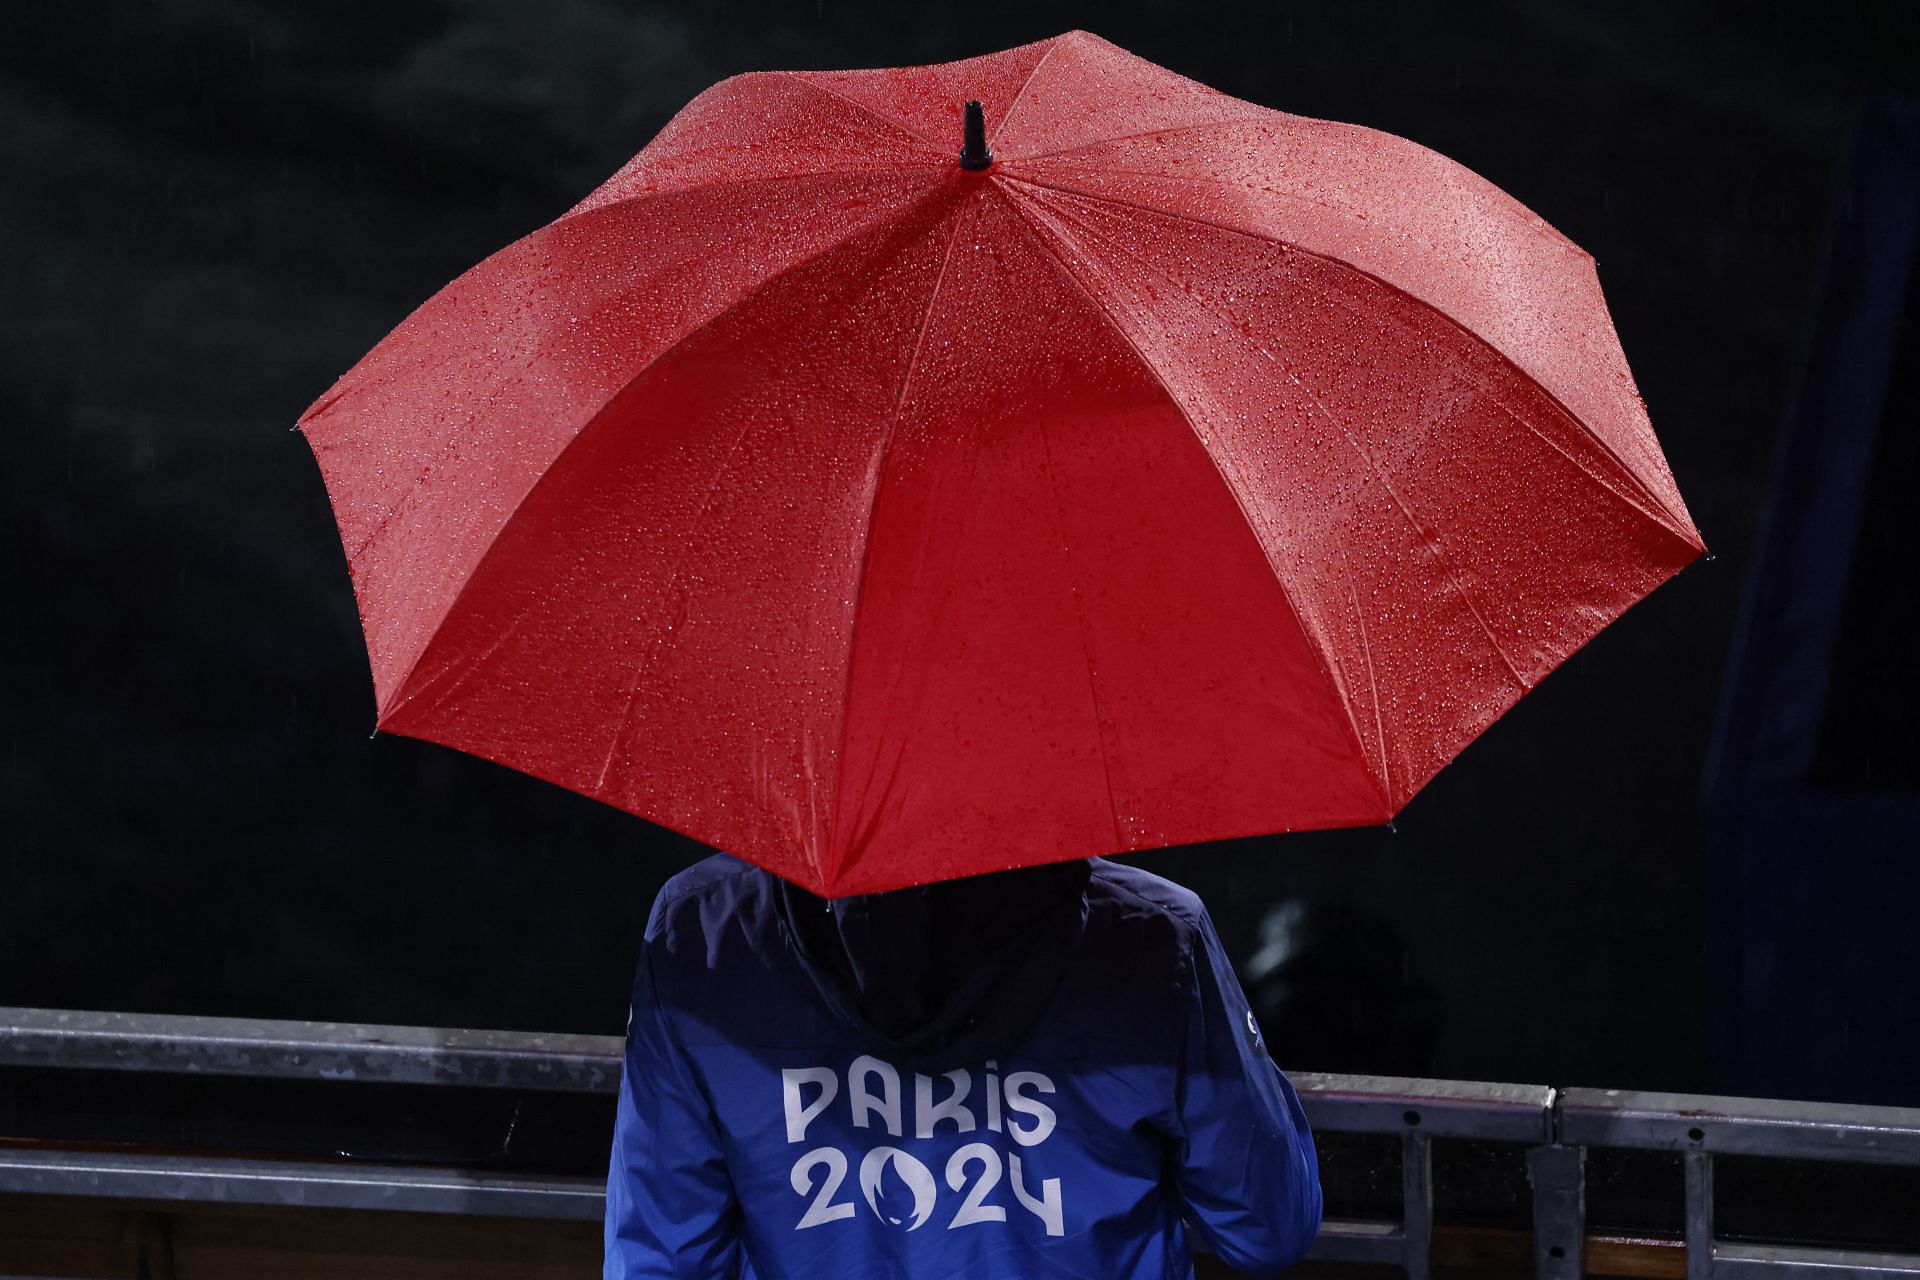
[299,31,1704,898]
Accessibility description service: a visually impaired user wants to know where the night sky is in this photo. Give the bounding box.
[4,1,1917,1100]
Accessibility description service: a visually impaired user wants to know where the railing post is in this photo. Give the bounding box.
[1685,1148,1715,1280]
[1402,1130,1432,1280]
[1526,1143,1586,1280]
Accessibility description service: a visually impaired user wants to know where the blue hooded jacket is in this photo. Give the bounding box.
[605,855,1321,1278]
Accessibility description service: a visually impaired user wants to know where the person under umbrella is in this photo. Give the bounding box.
[605,854,1320,1278]
[298,28,1703,1280]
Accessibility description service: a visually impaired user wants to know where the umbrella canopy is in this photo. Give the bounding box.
[300,30,1703,897]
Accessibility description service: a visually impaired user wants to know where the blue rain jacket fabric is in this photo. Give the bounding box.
[605,854,1321,1278]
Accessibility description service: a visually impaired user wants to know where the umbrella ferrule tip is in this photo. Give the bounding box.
[958,100,992,171]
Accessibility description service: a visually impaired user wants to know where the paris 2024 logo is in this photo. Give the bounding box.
[781,1055,1064,1236]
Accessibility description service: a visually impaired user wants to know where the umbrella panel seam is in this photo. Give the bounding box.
[1031,381,1130,854]
[997,171,1698,544]
[1008,135,1584,263]
[825,203,973,887]
[314,174,940,611]
[987,32,1072,152]
[989,182,1398,815]
[559,164,941,229]
[373,186,949,726]
[997,110,1273,166]
[778,71,948,155]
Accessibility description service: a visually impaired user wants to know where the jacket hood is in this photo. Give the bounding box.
[773,859,1093,1068]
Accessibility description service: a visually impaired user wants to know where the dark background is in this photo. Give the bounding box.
[4,1,1916,1102]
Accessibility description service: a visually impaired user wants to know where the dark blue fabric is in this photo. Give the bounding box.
[605,855,1321,1278]
[771,858,1094,1072]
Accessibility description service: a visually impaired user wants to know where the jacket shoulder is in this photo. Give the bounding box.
[1086,858,1211,941]
[645,853,770,939]
[1080,860,1217,995]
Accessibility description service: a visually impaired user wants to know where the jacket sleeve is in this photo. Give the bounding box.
[604,933,744,1280]
[1167,909,1323,1276]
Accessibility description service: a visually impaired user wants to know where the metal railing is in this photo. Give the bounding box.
[4,1007,1920,1277]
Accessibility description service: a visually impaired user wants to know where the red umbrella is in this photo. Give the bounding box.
[300,30,1703,897]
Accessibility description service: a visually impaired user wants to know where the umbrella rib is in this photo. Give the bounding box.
[989,34,1072,148]
[378,187,949,725]
[1008,126,1582,260]
[1279,345,1537,694]
[991,184,1396,815]
[587,417,762,797]
[554,164,939,228]
[997,109,1271,164]
[1039,157,1583,265]
[825,204,971,882]
[997,172,1695,542]
[319,173,932,574]
[385,614,527,727]
[1336,543,1395,804]
[780,73,948,154]
[1033,386,1130,854]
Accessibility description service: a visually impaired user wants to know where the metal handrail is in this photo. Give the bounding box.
[5,1007,1919,1278]
[0,1146,605,1220]
[0,1006,620,1092]
[1558,1086,1920,1166]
